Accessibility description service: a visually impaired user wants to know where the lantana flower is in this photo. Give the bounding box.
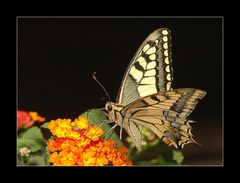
[19,147,31,157]
[17,110,46,129]
[48,116,132,166]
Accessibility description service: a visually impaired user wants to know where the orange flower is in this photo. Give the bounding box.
[48,140,59,152]
[49,152,59,165]
[47,115,132,166]
[28,112,45,122]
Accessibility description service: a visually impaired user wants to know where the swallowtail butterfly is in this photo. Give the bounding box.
[104,28,206,149]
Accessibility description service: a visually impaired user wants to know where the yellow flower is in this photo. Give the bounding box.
[85,125,104,141]
[60,139,75,150]
[48,119,74,138]
[47,115,132,166]
[76,137,91,147]
[72,116,89,130]
[48,120,57,130]
[67,130,80,140]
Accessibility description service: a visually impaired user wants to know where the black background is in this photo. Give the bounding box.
[18,17,222,165]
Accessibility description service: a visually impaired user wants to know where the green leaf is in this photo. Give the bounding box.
[45,146,50,162]
[159,158,177,165]
[48,136,56,141]
[128,138,184,165]
[17,131,25,139]
[41,122,49,129]
[17,138,41,152]
[81,108,107,125]
[82,109,123,148]
[27,155,46,165]
[17,156,26,165]
[173,150,184,164]
[136,155,175,165]
[20,126,44,143]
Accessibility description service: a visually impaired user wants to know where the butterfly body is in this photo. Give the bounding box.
[104,28,206,150]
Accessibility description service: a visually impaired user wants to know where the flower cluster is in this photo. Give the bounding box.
[48,116,132,166]
[19,147,31,157]
[17,110,45,129]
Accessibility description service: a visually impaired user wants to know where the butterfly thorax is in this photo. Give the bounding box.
[105,102,125,126]
[105,101,138,144]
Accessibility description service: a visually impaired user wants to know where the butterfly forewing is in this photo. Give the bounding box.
[116,28,173,106]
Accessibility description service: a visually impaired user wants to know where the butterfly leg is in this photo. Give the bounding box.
[104,123,118,140]
[120,123,123,140]
[83,112,107,135]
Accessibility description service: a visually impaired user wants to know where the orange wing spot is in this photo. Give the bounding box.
[163,137,171,145]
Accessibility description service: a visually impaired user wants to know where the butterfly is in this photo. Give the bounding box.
[103,28,206,150]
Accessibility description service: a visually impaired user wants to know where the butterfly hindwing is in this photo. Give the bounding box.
[121,88,206,149]
[116,28,173,106]
[124,120,142,149]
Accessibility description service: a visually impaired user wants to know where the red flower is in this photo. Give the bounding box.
[17,110,34,129]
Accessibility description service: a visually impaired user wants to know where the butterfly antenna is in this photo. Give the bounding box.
[93,72,112,103]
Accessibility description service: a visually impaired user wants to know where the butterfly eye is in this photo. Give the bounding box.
[105,102,113,111]
[107,104,112,111]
